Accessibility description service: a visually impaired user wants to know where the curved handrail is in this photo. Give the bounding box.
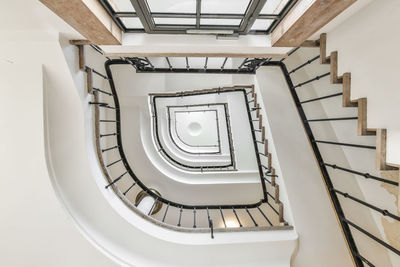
[104,59,264,209]
[86,56,287,232]
[152,93,239,171]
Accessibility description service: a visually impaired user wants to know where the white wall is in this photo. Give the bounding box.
[317,0,400,165]
[284,46,395,266]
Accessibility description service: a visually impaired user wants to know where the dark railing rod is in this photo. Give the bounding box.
[266,201,279,215]
[251,107,261,111]
[293,72,330,88]
[185,57,189,70]
[253,129,261,132]
[238,58,248,69]
[288,55,320,74]
[89,68,108,80]
[265,173,278,178]
[261,165,270,171]
[219,207,227,228]
[314,140,376,149]
[105,171,127,189]
[256,140,265,144]
[92,87,113,96]
[123,182,136,195]
[100,133,118,138]
[356,253,375,267]
[248,99,255,104]
[90,102,117,109]
[100,119,118,123]
[145,57,155,69]
[165,57,172,69]
[148,197,158,216]
[204,57,208,70]
[263,177,272,184]
[207,206,214,238]
[177,206,183,226]
[333,188,400,221]
[220,57,228,71]
[193,207,197,228]
[324,163,398,186]
[280,47,300,62]
[245,208,258,226]
[106,158,122,167]
[267,192,275,201]
[306,116,358,122]
[254,58,271,71]
[232,208,243,227]
[300,92,343,104]
[343,218,400,256]
[162,203,170,222]
[101,145,119,153]
[257,206,273,226]
[89,101,108,106]
[258,152,268,157]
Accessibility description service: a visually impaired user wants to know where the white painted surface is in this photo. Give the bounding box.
[255,67,354,267]
[285,46,395,266]
[316,0,400,165]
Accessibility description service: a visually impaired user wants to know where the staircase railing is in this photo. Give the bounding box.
[267,45,399,267]
[79,44,291,238]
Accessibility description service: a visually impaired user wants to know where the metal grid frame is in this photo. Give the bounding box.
[99,0,298,35]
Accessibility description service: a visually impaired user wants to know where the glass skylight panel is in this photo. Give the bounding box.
[107,0,135,12]
[121,17,143,28]
[260,0,289,14]
[251,19,273,31]
[201,0,250,14]
[146,0,196,13]
[154,18,196,25]
[201,19,242,26]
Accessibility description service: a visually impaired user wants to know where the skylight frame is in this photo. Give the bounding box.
[99,0,299,35]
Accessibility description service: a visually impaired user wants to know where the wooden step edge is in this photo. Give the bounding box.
[267,152,272,170]
[254,93,258,108]
[319,33,330,64]
[278,202,286,225]
[330,51,343,84]
[259,114,263,128]
[357,98,376,136]
[274,184,280,204]
[86,68,93,94]
[256,103,260,118]
[264,139,269,156]
[376,129,399,171]
[271,168,276,186]
[261,126,265,141]
[342,73,358,108]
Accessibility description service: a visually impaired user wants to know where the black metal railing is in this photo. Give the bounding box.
[118,56,274,74]
[262,50,399,266]
[83,46,290,238]
[152,101,236,172]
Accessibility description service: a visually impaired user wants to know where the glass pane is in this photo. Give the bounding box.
[201,19,242,26]
[121,17,143,28]
[147,0,196,13]
[154,18,196,25]
[251,19,273,30]
[201,0,250,14]
[260,0,289,14]
[107,0,135,12]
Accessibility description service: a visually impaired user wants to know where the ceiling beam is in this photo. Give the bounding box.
[271,0,357,47]
[40,0,122,45]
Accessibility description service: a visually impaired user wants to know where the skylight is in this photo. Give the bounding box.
[100,0,298,35]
